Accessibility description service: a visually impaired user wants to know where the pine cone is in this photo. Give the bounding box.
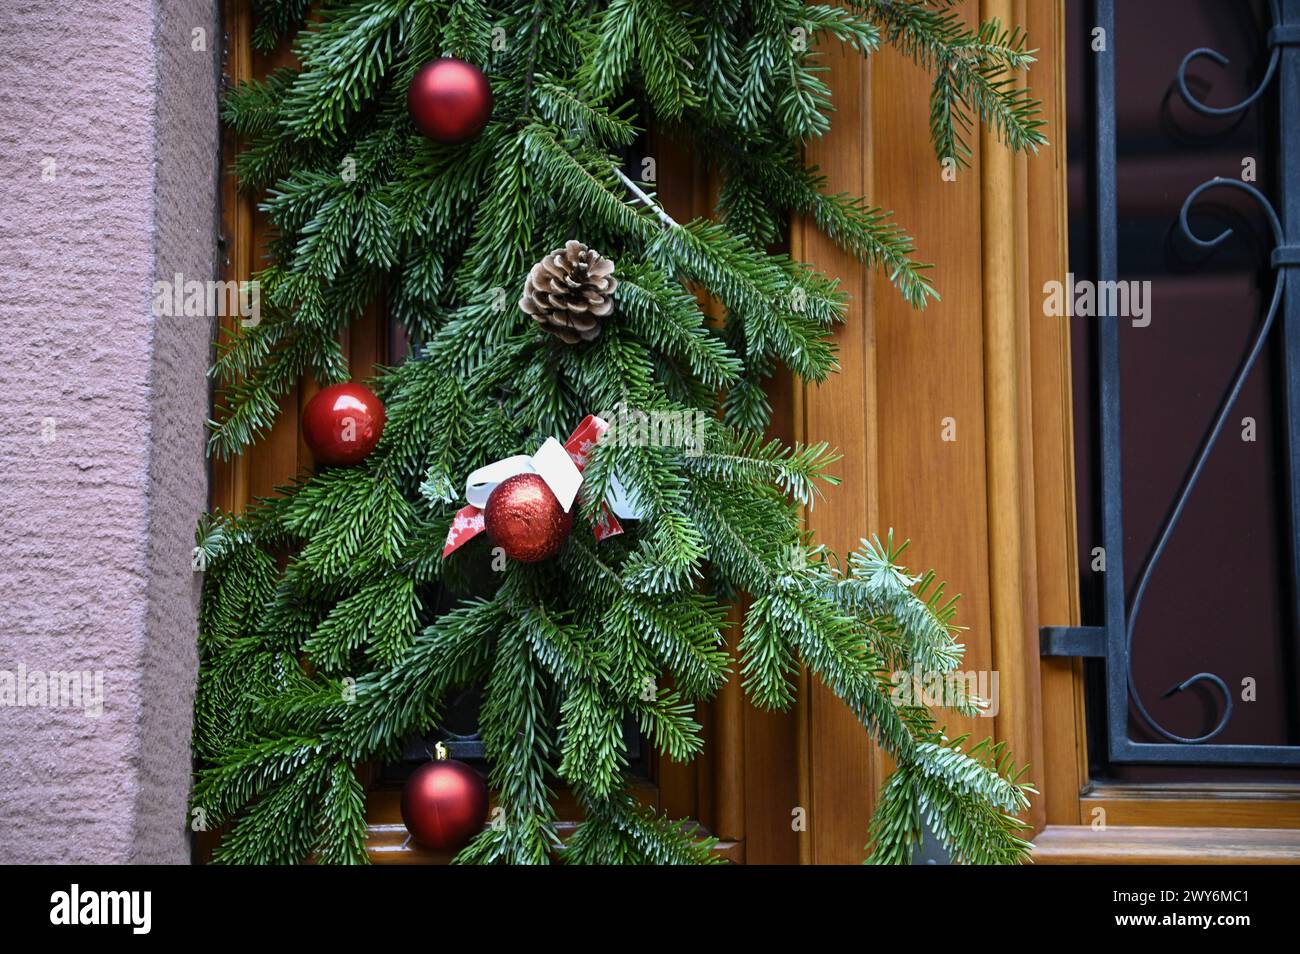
[519,241,617,344]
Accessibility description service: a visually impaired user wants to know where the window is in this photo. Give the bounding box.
[1059,0,1300,781]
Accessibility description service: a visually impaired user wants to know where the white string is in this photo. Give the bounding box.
[613,167,680,229]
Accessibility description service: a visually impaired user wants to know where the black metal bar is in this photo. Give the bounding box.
[1092,0,1132,767]
[1120,180,1283,746]
[1040,626,1107,658]
[1279,0,1300,748]
[1113,740,1300,767]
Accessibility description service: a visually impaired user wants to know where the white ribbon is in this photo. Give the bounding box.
[604,475,641,520]
[463,437,584,512]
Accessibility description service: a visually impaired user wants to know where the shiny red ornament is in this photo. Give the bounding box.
[301,382,386,467]
[400,758,489,853]
[483,473,574,563]
[407,58,492,143]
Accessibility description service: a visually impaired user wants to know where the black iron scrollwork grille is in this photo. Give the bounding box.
[1042,0,1300,766]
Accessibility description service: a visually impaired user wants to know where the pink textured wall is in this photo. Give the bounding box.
[0,1,217,862]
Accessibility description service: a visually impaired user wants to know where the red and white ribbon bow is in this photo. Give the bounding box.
[442,415,629,557]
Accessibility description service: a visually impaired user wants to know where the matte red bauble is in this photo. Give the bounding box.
[400,758,489,853]
[302,382,386,467]
[407,58,492,143]
[483,473,574,563]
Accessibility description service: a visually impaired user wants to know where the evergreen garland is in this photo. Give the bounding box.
[197,0,1045,864]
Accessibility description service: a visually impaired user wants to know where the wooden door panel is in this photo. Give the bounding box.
[1024,0,1090,828]
[794,0,1005,862]
[795,38,879,866]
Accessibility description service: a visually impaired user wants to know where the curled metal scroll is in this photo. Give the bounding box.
[1176,0,1281,116]
[1125,178,1284,743]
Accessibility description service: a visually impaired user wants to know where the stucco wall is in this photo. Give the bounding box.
[0,0,218,862]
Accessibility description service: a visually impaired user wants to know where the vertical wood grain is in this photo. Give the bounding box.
[211,0,253,516]
[981,0,1046,831]
[747,360,801,864]
[871,2,995,766]
[795,0,1067,861]
[797,39,881,865]
[1024,0,1088,827]
[703,181,749,849]
[244,34,309,503]
[649,129,707,827]
[215,5,324,506]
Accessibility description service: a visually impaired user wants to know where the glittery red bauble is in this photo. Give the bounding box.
[400,759,489,853]
[301,382,386,467]
[483,473,574,563]
[407,58,492,143]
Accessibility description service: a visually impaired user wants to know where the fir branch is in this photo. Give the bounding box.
[336,598,501,759]
[465,625,561,864]
[193,734,324,824]
[251,0,312,53]
[442,0,494,64]
[314,759,370,864]
[855,1,1047,165]
[210,754,332,865]
[684,430,842,507]
[565,790,722,864]
[279,1,409,144]
[616,265,743,390]
[535,77,641,147]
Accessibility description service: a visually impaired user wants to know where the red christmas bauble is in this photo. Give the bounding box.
[407,58,492,143]
[483,473,574,563]
[400,758,489,853]
[302,382,386,467]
